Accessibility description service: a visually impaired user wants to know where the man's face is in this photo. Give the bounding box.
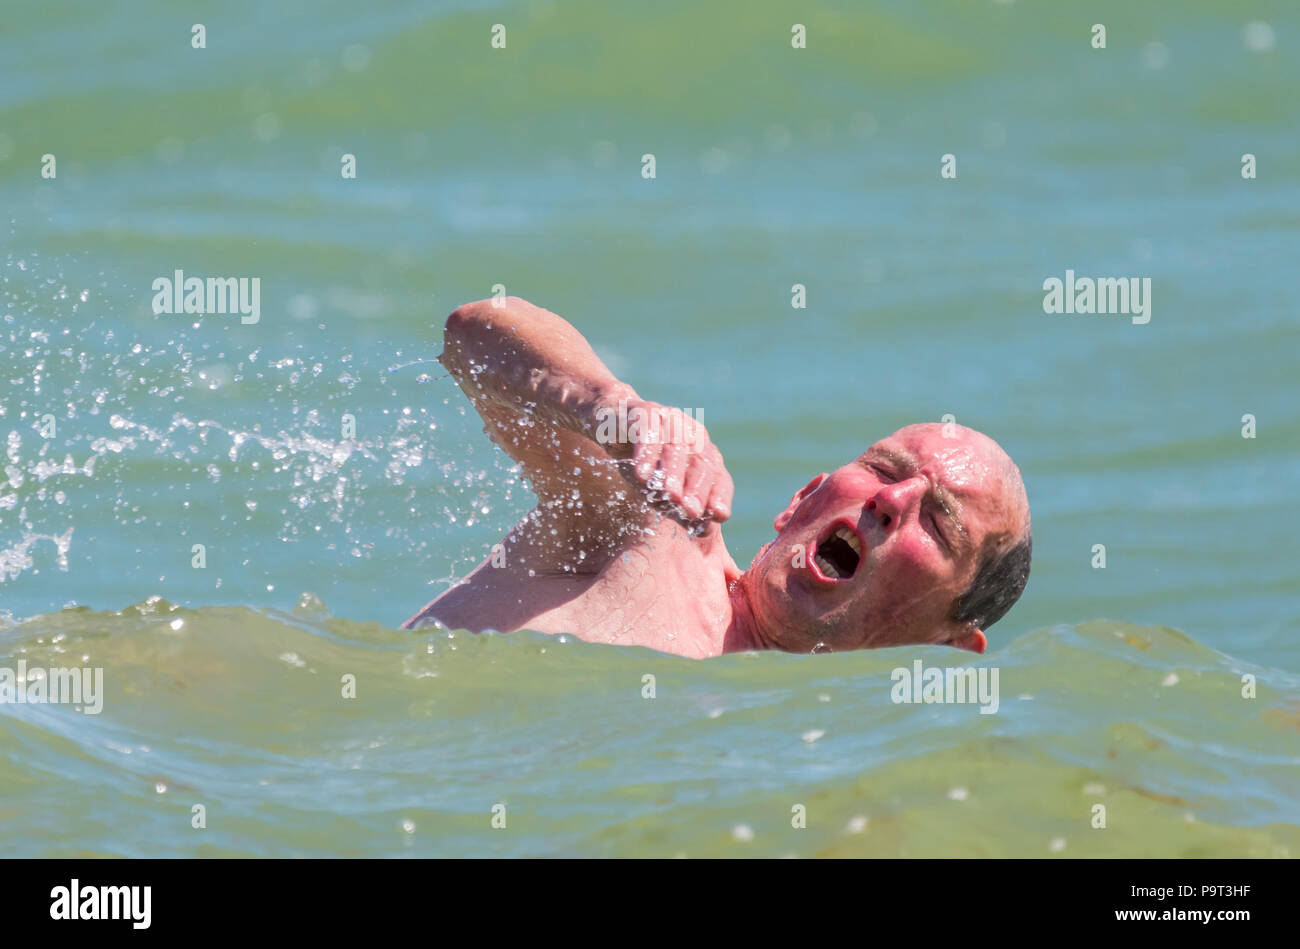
[742,423,1028,653]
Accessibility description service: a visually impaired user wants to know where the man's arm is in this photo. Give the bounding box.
[439,296,733,528]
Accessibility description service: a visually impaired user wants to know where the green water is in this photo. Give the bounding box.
[1,0,1298,856]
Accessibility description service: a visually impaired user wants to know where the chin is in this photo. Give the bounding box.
[767,605,855,653]
[782,631,854,655]
[765,631,818,654]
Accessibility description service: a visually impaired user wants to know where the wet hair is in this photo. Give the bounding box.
[951,529,1032,631]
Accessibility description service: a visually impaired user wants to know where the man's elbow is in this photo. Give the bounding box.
[441,297,537,367]
[445,296,531,334]
[441,300,492,370]
[444,299,489,343]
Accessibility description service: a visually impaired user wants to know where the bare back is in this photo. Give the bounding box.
[406,502,740,658]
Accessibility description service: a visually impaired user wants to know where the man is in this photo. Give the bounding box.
[403,297,1031,659]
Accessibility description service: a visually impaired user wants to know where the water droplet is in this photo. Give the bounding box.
[1243,21,1275,53]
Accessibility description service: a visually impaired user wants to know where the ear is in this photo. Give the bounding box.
[949,626,987,655]
[774,473,829,532]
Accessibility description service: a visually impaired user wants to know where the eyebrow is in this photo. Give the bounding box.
[862,448,969,551]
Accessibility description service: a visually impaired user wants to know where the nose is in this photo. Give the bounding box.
[866,477,926,533]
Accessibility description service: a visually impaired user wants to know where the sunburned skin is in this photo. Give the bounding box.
[403,297,1030,659]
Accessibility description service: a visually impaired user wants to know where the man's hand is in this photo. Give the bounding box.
[599,399,734,530]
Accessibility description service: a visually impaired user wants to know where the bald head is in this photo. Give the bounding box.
[890,421,1028,516]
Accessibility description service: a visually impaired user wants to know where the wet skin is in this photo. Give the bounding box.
[404,298,1029,659]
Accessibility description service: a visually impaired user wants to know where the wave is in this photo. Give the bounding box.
[1,599,1296,856]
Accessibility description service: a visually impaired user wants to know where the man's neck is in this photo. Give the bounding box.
[720,575,769,654]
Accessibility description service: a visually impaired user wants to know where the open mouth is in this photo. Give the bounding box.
[811,523,862,581]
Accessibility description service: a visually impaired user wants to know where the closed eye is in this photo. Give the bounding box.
[926,497,960,555]
[927,509,949,549]
[870,464,898,483]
